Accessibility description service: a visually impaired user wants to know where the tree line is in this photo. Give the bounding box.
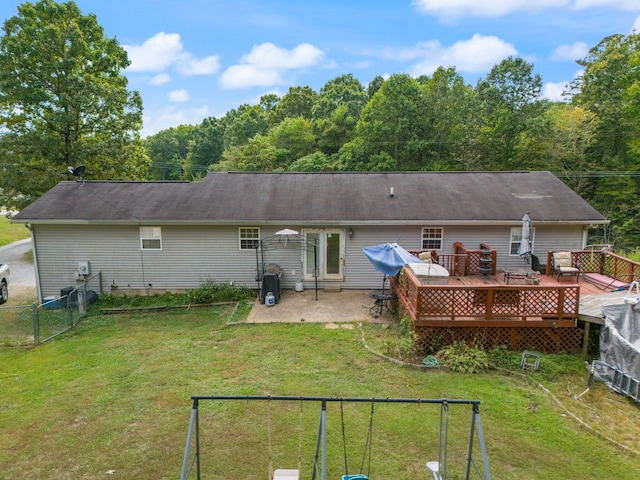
[146,37,640,249]
[0,1,638,248]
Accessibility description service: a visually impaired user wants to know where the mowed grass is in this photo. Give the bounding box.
[0,215,30,246]
[1,306,639,479]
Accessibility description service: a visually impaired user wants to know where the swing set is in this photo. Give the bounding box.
[180,395,491,480]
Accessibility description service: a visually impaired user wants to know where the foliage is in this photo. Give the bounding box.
[341,74,430,171]
[222,104,269,148]
[99,291,180,308]
[620,247,640,263]
[267,116,316,167]
[474,57,545,170]
[436,340,489,373]
[272,85,317,123]
[312,73,368,120]
[571,33,640,249]
[99,280,254,308]
[218,134,279,171]
[186,279,254,303]
[183,117,224,179]
[0,0,147,210]
[488,345,522,370]
[381,315,418,360]
[288,151,340,171]
[144,37,640,247]
[145,125,193,180]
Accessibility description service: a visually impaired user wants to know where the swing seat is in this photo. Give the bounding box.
[342,475,368,480]
[426,461,442,480]
[273,469,299,480]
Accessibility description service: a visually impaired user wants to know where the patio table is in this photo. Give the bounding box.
[368,289,396,317]
[503,268,539,285]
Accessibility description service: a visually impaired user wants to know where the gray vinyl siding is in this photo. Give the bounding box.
[31,222,588,297]
[33,224,261,297]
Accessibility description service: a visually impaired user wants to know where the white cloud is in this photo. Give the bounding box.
[221,64,283,89]
[142,105,211,137]
[384,34,517,76]
[542,81,570,101]
[633,15,640,32]
[412,0,640,19]
[176,55,220,75]
[149,73,171,86]
[168,89,190,102]
[124,32,220,78]
[447,35,517,71]
[124,32,184,72]
[220,42,324,89]
[242,43,324,69]
[412,0,567,19]
[551,42,589,61]
[574,0,640,10]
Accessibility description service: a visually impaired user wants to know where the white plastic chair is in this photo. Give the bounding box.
[273,469,299,480]
[426,461,442,480]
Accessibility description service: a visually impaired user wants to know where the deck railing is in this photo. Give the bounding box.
[393,267,579,327]
[408,249,467,275]
[453,242,497,276]
[546,249,640,283]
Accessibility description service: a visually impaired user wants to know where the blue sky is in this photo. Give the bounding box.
[2,0,640,137]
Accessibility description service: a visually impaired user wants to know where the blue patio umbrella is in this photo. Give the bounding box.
[362,242,423,276]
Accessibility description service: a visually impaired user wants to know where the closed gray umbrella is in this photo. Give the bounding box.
[518,211,532,263]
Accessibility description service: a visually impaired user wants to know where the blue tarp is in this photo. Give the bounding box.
[362,242,423,276]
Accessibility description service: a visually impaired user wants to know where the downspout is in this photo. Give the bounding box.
[581,227,589,249]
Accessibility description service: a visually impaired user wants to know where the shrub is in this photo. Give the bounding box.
[488,345,522,370]
[382,315,418,361]
[98,280,255,308]
[186,280,255,303]
[436,340,489,373]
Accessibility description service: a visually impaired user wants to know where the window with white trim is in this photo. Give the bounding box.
[140,227,162,250]
[239,227,260,250]
[421,227,443,250]
[510,227,535,255]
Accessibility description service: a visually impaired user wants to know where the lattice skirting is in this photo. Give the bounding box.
[414,325,585,354]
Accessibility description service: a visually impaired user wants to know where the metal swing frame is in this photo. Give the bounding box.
[179,396,491,480]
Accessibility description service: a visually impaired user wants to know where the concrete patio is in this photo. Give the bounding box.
[246,288,393,323]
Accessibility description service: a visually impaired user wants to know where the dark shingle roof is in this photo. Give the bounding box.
[13,171,607,225]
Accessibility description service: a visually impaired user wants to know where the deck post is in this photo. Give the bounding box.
[582,321,590,357]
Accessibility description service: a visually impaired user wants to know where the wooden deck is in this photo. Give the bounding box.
[440,270,627,323]
[394,249,640,354]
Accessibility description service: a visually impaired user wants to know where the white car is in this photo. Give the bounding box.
[0,263,9,304]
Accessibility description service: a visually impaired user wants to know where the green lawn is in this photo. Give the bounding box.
[0,305,639,479]
[0,215,30,246]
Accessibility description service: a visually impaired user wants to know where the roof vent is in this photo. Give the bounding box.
[389,187,394,198]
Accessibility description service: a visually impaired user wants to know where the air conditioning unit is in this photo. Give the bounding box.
[78,261,90,276]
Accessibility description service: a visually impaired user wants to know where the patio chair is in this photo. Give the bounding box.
[551,251,581,282]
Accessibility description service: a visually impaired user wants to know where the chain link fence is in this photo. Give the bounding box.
[0,302,36,346]
[0,283,95,346]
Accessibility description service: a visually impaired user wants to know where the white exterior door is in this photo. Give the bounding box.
[302,229,345,281]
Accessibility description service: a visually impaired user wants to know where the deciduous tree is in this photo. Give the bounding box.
[0,0,147,210]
